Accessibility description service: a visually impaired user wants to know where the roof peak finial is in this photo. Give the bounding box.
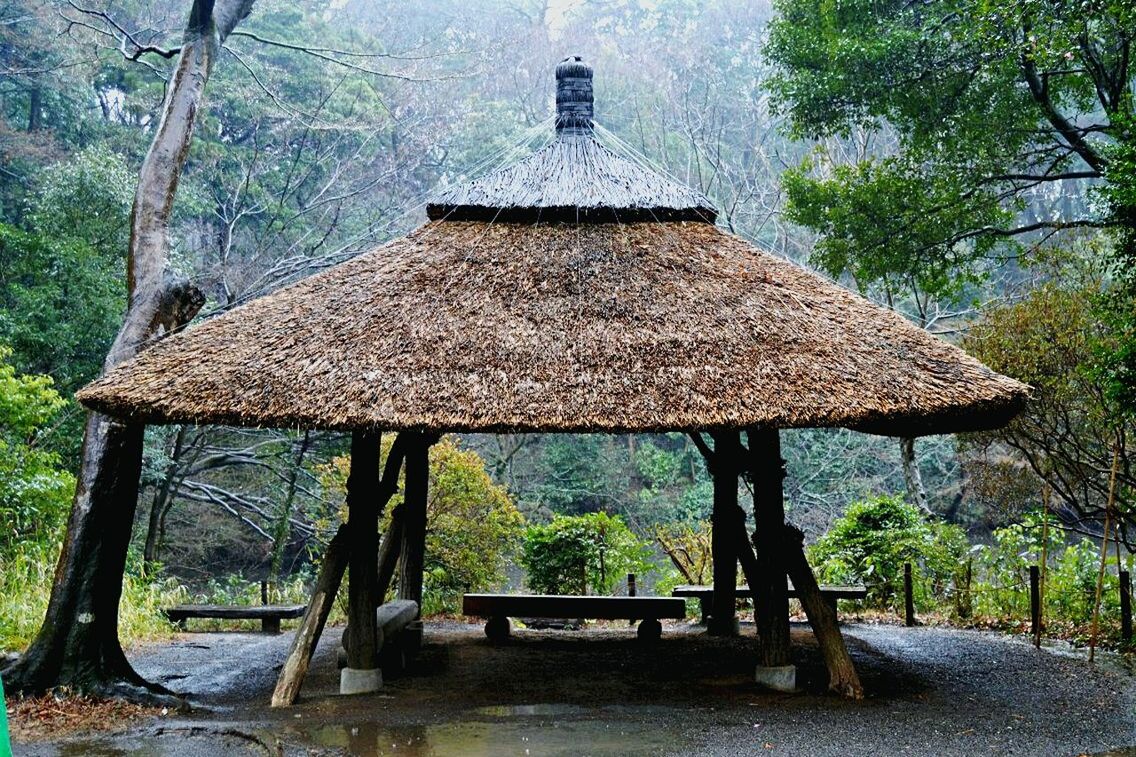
[555,55,593,137]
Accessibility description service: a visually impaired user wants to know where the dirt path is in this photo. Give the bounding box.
[11,621,1136,756]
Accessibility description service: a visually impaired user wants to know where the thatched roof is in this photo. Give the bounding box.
[426,56,715,224]
[76,56,1027,436]
[78,220,1026,436]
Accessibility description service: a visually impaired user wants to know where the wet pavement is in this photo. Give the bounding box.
[12,620,1136,755]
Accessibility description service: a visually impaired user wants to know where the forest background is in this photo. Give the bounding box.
[1,0,1133,649]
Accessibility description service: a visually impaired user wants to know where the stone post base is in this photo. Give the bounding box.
[340,667,382,695]
[754,664,797,693]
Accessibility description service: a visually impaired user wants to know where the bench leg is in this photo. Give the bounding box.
[824,596,838,623]
[485,616,511,642]
[698,597,711,625]
[262,617,281,634]
[637,618,661,643]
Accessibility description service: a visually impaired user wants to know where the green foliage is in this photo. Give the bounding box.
[520,512,652,596]
[767,0,1134,307]
[0,541,184,652]
[0,223,123,394]
[970,514,1126,633]
[0,348,73,556]
[782,154,997,303]
[809,494,967,611]
[965,259,1133,532]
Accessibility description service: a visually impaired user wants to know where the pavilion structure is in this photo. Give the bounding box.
[78,57,1028,703]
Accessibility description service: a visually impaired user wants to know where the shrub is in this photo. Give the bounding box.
[520,512,652,595]
[809,494,967,611]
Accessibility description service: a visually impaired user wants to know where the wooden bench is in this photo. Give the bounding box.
[462,593,686,642]
[672,583,867,623]
[337,599,420,674]
[163,604,306,634]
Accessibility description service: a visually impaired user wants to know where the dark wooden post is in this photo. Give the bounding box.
[708,431,741,636]
[1029,565,1041,647]
[399,434,431,633]
[748,428,791,668]
[342,430,383,694]
[782,524,863,699]
[1121,570,1132,644]
[904,562,915,627]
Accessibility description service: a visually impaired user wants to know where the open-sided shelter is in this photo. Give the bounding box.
[78,57,1029,702]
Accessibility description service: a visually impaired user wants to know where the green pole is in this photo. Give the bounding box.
[0,674,11,757]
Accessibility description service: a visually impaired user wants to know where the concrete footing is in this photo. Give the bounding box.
[340,666,382,695]
[754,664,797,693]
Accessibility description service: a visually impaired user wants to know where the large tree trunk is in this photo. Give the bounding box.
[899,436,929,515]
[1,0,255,702]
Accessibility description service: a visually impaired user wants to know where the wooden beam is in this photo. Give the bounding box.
[748,428,791,667]
[377,503,405,604]
[708,431,741,636]
[345,431,383,672]
[270,525,349,707]
[782,524,864,699]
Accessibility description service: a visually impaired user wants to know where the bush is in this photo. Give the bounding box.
[0,348,73,558]
[520,512,652,595]
[809,494,967,611]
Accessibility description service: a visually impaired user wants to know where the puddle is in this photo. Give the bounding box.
[293,719,684,756]
[471,703,587,717]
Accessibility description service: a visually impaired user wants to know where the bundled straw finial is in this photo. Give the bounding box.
[556,56,593,136]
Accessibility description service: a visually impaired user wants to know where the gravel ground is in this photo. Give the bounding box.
[11,620,1136,756]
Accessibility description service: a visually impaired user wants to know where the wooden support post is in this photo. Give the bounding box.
[708,431,740,636]
[377,504,405,604]
[344,431,383,692]
[260,580,268,605]
[1121,570,1132,644]
[271,526,350,707]
[399,434,431,614]
[272,434,410,706]
[1029,565,1041,647]
[904,562,915,627]
[783,524,864,699]
[748,428,790,667]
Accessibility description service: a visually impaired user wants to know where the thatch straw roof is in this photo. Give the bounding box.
[76,56,1027,436]
[426,136,717,223]
[77,220,1026,436]
[427,57,714,223]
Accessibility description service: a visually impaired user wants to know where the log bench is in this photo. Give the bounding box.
[163,604,306,634]
[462,593,686,642]
[336,599,420,675]
[671,583,867,624]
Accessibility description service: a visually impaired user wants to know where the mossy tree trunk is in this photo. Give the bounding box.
[1,0,255,702]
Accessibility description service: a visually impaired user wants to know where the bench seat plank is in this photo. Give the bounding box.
[671,584,867,600]
[463,594,685,620]
[163,604,307,621]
